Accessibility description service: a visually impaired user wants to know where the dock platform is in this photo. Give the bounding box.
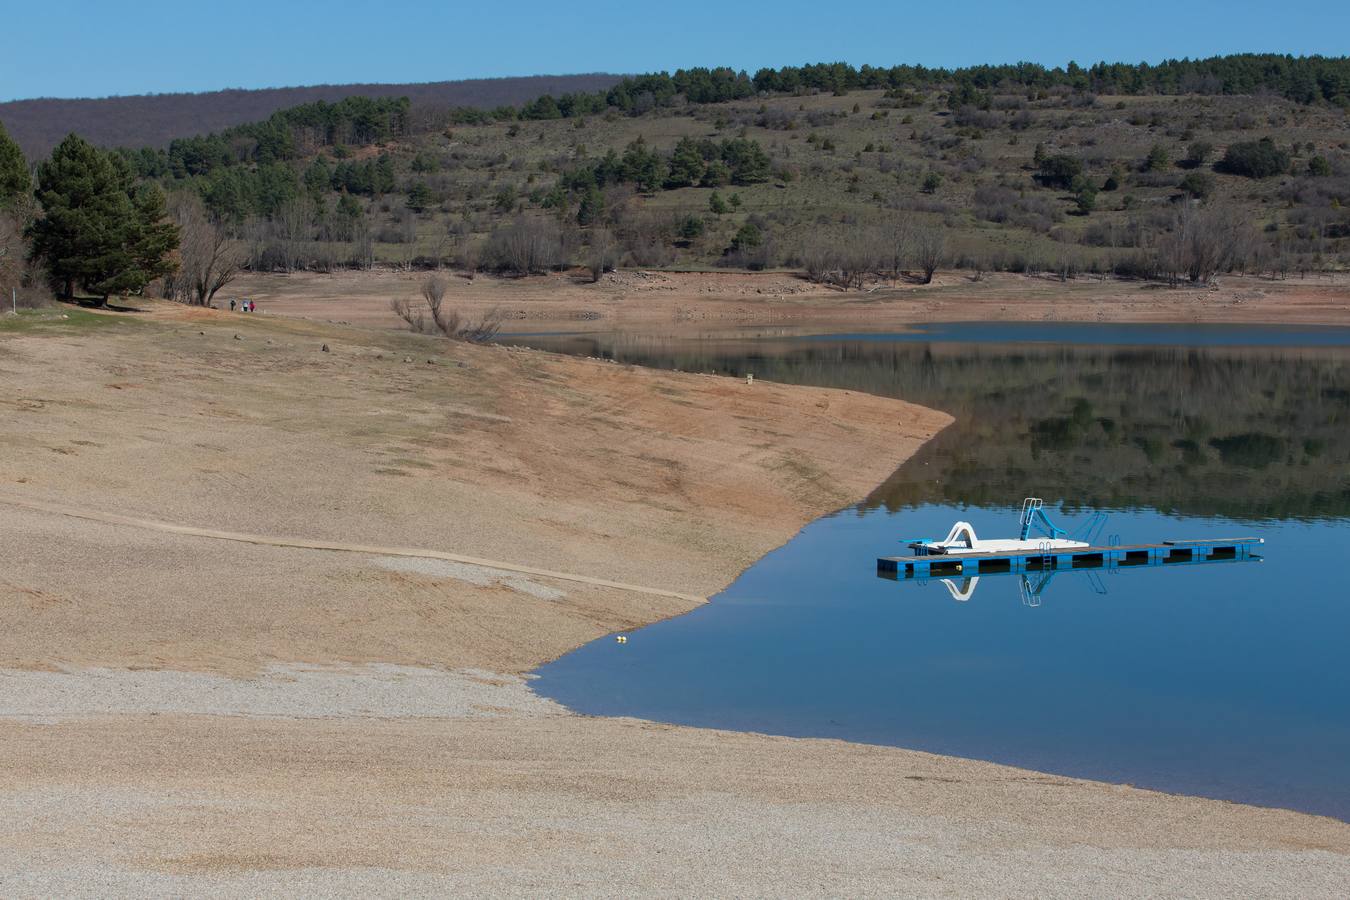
[877,537,1263,580]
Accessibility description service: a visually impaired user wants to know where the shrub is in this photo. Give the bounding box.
[1074,182,1098,214]
[1178,172,1216,199]
[677,215,705,239]
[729,222,762,253]
[1183,141,1214,168]
[1035,154,1084,189]
[1216,138,1290,178]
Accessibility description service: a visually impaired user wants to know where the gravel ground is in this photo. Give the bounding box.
[0,664,562,722]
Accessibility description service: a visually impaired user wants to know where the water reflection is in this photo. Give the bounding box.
[501,327,1350,521]
[512,325,1350,820]
[890,554,1260,606]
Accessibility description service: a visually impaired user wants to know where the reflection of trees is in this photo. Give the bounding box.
[515,334,1350,522]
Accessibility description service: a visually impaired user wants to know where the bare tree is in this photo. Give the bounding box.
[882,215,912,282]
[390,275,503,344]
[166,194,243,306]
[588,228,616,282]
[274,196,316,272]
[483,216,565,275]
[1155,203,1252,286]
[390,296,428,333]
[913,225,946,284]
[801,235,842,285]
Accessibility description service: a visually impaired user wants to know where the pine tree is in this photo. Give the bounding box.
[665,138,706,188]
[28,134,177,302]
[0,120,29,208]
[577,185,604,226]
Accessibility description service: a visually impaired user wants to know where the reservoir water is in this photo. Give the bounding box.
[503,324,1350,821]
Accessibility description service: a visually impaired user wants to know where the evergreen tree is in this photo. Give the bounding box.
[720,138,771,184]
[304,157,333,200]
[121,184,179,293]
[665,138,706,188]
[621,138,665,193]
[374,154,397,194]
[1144,143,1171,172]
[0,120,29,208]
[577,185,604,225]
[408,181,435,212]
[28,134,177,302]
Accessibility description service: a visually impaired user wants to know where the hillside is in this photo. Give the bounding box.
[9,56,1350,298]
[0,73,621,159]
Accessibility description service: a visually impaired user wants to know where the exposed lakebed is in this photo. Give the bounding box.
[502,323,1350,820]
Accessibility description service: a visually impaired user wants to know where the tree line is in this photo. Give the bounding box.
[118,96,410,180]
[2,123,240,308]
[447,54,1350,129]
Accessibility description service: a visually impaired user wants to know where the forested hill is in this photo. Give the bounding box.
[0,74,621,160]
[7,53,1350,304]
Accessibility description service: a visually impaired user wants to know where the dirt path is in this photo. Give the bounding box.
[0,492,705,604]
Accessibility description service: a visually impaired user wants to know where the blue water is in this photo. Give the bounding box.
[520,326,1350,820]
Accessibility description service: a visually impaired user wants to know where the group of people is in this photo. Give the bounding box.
[229,299,256,313]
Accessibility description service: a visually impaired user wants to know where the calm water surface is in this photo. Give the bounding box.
[504,324,1350,820]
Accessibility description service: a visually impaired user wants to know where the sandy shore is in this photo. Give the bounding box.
[1,301,1347,895]
[229,267,1350,336]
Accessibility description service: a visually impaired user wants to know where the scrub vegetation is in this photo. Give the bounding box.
[3,55,1350,309]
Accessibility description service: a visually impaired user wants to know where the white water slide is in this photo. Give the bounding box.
[917,499,1094,555]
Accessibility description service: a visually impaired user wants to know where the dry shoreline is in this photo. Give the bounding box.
[1,300,1348,895]
[230,266,1350,337]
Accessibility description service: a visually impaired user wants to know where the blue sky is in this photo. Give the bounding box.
[3,0,1347,101]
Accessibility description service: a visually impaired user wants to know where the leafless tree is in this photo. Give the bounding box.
[801,235,841,285]
[390,275,503,343]
[913,225,946,284]
[588,228,616,282]
[457,239,480,279]
[390,296,429,332]
[1155,203,1253,286]
[352,221,375,270]
[422,273,447,311]
[882,215,912,282]
[274,196,316,272]
[165,194,243,306]
[839,234,881,290]
[483,216,564,275]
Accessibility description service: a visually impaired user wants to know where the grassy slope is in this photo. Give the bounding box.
[358,87,1349,271]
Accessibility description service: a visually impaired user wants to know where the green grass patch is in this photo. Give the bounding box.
[0,307,141,334]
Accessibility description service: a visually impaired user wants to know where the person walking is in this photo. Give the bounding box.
[229,299,236,312]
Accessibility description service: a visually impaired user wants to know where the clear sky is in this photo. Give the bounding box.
[3,0,1347,102]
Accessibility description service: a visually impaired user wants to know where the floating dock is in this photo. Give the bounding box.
[877,537,1263,580]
